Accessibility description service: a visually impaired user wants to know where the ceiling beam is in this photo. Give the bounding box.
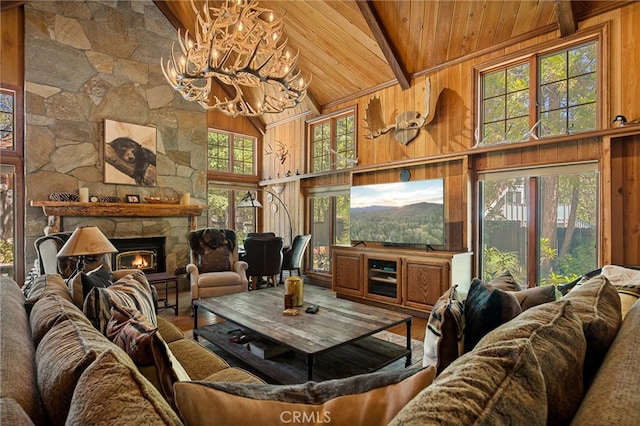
[554,0,577,37]
[356,0,411,90]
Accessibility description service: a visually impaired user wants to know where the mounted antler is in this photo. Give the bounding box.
[363,77,439,145]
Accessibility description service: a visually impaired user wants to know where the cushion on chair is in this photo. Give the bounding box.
[198,245,230,273]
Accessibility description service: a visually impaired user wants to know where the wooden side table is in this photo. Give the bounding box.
[146,272,179,316]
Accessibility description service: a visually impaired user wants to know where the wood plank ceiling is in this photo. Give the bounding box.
[155,0,630,128]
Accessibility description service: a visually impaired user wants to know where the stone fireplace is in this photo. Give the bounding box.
[110,237,166,274]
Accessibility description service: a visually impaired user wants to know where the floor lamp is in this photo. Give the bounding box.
[237,189,293,246]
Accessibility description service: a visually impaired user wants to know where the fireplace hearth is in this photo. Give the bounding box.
[110,237,166,274]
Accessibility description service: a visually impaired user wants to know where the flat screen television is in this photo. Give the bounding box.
[350,178,445,247]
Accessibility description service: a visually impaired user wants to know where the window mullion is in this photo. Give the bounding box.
[530,56,539,138]
[527,177,538,288]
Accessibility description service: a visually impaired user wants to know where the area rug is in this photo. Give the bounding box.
[183,328,423,384]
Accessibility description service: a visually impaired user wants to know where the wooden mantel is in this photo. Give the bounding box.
[30,201,207,230]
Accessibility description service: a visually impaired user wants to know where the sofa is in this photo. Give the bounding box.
[0,273,263,425]
[1,265,639,425]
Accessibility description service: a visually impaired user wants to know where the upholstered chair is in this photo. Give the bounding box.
[279,234,312,283]
[243,235,284,290]
[186,229,249,307]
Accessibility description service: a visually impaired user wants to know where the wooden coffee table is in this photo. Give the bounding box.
[193,286,412,384]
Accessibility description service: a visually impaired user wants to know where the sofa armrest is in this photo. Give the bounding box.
[186,263,199,300]
[232,260,249,291]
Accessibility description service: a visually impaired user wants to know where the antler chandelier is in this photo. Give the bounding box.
[161,0,310,118]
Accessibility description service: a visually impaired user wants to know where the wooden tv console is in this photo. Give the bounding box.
[331,245,472,317]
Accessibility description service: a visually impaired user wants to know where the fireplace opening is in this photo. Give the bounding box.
[116,250,156,272]
[110,237,166,274]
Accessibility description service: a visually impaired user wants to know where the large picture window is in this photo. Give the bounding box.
[478,163,598,287]
[309,109,356,173]
[478,39,598,145]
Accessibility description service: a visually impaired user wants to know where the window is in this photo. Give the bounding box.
[478,164,598,287]
[207,185,257,243]
[208,130,256,175]
[479,40,598,144]
[308,189,350,273]
[309,109,356,173]
[1,88,16,150]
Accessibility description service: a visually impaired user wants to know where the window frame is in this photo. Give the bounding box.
[306,107,358,174]
[305,185,350,279]
[207,128,258,177]
[474,27,607,146]
[477,162,599,287]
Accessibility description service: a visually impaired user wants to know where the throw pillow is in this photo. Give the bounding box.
[601,265,640,317]
[83,271,157,335]
[23,273,73,312]
[106,303,157,365]
[512,285,560,311]
[106,303,189,409]
[66,350,182,425]
[474,299,586,425]
[198,244,230,273]
[70,264,112,309]
[422,285,465,375]
[463,278,522,353]
[175,367,436,426]
[389,339,547,426]
[488,270,523,291]
[563,274,622,383]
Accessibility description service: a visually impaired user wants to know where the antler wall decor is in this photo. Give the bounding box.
[363,77,440,145]
[265,140,289,165]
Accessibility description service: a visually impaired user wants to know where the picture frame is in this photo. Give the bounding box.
[126,194,140,203]
[104,119,157,186]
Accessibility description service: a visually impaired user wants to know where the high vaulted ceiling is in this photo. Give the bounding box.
[155,0,631,128]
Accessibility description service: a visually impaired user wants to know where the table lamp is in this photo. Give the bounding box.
[56,226,118,279]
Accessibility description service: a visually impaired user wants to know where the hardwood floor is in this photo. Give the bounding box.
[157,285,428,342]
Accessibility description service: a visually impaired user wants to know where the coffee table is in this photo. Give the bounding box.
[192,286,412,384]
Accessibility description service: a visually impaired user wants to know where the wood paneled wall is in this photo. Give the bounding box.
[223,3,640,262]
[0,6,23,87]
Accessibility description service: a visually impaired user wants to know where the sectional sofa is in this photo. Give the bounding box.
[1,266,638,425]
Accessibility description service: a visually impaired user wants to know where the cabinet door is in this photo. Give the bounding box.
[332,251,363,296]
[402,258,449,311]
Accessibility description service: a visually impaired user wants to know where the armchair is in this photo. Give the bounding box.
[186,229,249,306]
[243,235,284,290]
[279,234,312,283]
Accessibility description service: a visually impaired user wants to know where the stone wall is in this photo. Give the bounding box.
[24,0,208,276]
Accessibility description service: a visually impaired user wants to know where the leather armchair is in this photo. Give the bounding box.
[186,229,249,305]
[280,234,311,284]
[243,235,284,290]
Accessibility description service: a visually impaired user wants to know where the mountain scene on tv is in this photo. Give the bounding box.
[350,179,445,246]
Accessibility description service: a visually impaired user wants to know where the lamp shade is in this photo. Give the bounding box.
[56,226,118,258]
[236,191,263,208]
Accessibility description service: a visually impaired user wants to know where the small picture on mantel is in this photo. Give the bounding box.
[104,119,157,187]
[126,194,140,203]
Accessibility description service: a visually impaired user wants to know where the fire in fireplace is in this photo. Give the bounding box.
[110,237,166,274]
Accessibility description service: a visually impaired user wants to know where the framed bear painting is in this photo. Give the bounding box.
[104,119,157,186]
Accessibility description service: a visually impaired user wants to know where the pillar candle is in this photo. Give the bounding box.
[181,192,190,205]
[79,187,89,203]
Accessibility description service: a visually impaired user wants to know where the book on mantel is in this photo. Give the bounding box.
[248,340,290,359]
